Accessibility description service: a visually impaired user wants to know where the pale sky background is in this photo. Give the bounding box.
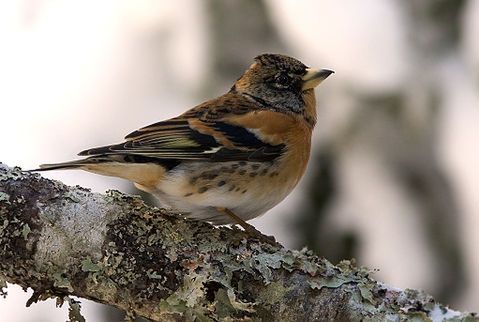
[0,1,478,320]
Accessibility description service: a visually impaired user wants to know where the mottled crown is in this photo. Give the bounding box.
[234,53,312,115]
[254,54,308,75]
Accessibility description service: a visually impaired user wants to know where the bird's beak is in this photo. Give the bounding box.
[302,68,334,90]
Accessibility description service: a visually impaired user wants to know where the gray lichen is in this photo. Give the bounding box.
[0,162,476,321]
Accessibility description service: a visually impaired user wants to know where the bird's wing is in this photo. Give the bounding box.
[78,94,292,162]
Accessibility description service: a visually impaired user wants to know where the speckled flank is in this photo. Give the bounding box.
[181,161,274,198]
[151,154,306,224]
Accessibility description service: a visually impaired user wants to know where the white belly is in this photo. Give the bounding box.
[151,161,299,224]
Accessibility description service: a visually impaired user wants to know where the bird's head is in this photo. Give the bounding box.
[233,53,333,114]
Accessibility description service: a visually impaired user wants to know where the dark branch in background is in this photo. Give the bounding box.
[296,0,469,307]
[0,163,475,321]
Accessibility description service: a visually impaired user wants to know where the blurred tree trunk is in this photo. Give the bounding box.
[204,0,285,93]
[295,0,467,305]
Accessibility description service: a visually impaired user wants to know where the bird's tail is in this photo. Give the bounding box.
[32,159,93,172]
[31,156,168,191]
[32,156,129,173]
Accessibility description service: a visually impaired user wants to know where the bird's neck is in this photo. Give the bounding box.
[231,86,317,128]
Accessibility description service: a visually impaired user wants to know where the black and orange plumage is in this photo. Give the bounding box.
[37,54,333,238]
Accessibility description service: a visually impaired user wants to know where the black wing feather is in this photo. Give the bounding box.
[78,95,285,162]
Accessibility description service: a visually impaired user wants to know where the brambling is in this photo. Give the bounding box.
[37,54,333,241]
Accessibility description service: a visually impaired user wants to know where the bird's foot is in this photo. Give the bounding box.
[217,207,281,247]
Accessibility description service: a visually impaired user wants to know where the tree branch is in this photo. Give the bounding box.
[0,163,475,321]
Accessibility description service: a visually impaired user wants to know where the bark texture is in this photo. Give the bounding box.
[0,163,475,321]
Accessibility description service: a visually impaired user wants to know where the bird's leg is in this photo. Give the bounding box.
[217,207,279,246]
[218,207,260,235]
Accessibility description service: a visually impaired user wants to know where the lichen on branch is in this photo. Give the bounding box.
[0,163,475,321]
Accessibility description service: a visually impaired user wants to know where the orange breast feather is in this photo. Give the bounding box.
[227,110,313,184]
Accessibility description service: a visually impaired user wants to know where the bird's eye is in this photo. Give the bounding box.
[275,73,290,87]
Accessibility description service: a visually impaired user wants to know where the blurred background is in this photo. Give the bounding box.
[0,0,478,320]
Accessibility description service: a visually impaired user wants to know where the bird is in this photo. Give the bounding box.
[36,53,333,242]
